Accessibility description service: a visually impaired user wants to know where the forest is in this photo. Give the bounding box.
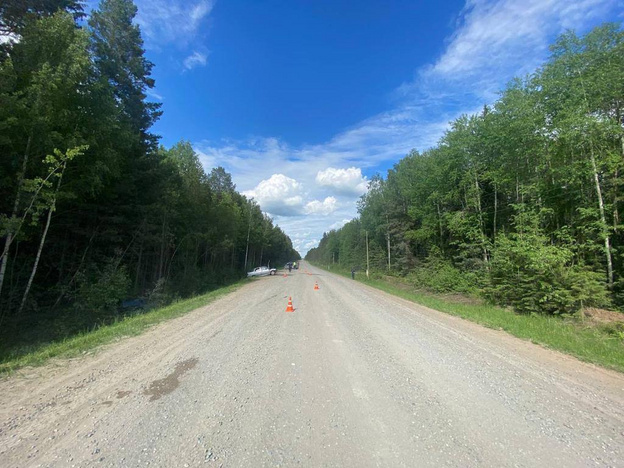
[307,24,624,315]
[0,1,299,346]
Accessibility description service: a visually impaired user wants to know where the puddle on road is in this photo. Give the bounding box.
[143,358,199,402]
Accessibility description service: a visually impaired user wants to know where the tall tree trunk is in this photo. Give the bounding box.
[576,72,614,288]
[194,238,200,270]
[0,134,32,300]
[8,240,19,305]
[614,167,619,233]
[493,185,498,240]
[436,201,444,245]
[474,174,489,265]
[0,241,19,328]
[135,244,143,292]
[18,159,65,315]
[589,146,614,288]
[158,211,167,279]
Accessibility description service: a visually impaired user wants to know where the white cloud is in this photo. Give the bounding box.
[303,239,319,250]
[421,0,617,101]
[134,0,214,48]
[243,174,304,217]
[183,51,208,70]
[316,168,368,195]
[194,0,620,255]
[329,218,352,231]
[304,197,338,216]
[146,88,164,101]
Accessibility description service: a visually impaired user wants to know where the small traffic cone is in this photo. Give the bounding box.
[314,281,319,290]
[285,296,294,312]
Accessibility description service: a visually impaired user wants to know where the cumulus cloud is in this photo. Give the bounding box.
[316,168,368,195]
[183,51,208,70]
[304,197,338,216]
[194,0,619,255]
[243,174,304,217]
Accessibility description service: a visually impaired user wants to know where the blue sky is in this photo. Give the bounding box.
[115,0,622,255]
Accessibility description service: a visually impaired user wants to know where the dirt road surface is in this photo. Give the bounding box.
[1,261,623,467]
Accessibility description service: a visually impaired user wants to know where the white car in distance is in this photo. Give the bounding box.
[247,266,277,277]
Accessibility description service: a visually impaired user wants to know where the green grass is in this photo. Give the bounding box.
[0,281,243,375]
[318,264,624,373]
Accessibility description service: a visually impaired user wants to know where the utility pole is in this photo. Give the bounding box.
[386,214,391,271]
[387,231,391,271]
[365,230,370,279]
[243,199,252,271]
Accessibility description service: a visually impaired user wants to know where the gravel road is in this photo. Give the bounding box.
[1,261,623,467]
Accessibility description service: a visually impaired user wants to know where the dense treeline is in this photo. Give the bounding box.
[0,0,299,339]
[308,24,624,315]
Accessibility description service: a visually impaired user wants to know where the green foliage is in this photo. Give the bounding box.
[487,209,609,315]
[406,256,481,294]
[308,23,624,315]
[0,1,84,36]
[74,259,131,314]
[599,322,624,342]
[0,3,299,348]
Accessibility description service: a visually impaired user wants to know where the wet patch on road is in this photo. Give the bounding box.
[116,390,131,399]
[143,358,199,402]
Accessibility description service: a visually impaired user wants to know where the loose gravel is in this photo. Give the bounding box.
[1,261,623,467]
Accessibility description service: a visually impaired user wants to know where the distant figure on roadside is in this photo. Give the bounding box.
[288,263,292,273]
[351,267,355,280]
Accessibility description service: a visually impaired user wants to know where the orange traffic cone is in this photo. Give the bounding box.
[314,281,319,290]
[285,296,294,312]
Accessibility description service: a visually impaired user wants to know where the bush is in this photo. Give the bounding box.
[487,231,609,315]
[73,260,130,314]
[599,322,624,341]
[406,255,481,294]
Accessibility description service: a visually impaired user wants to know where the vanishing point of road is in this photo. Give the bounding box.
[1,261,623,467]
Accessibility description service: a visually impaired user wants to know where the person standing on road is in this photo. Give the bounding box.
[351,267,355,280]
[288,263,292,273]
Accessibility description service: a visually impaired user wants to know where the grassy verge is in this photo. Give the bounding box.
[317,264,624,373]
[0,281,243,375]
